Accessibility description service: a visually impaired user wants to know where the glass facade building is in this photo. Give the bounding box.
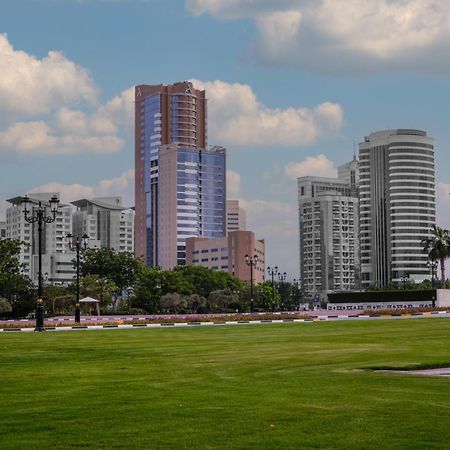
[134,82,207,266]
[158,144,226,269]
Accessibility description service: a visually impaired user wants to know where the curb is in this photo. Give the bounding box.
[1,311,449,333]
[0,318,311,333]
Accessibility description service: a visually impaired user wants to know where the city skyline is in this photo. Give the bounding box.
[1,1,450,278]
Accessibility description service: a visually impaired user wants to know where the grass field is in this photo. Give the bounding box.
[1,319,450,449]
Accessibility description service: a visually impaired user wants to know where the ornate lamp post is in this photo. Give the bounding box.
[277,271,287,311]
[267,266,278,311]
[427,260,438,308]
[400,273,410,290]
[21,194,60,331]
[127,287,133,313]
[66,233,89,323]
[245,254,259,313]
[293,278,301,310]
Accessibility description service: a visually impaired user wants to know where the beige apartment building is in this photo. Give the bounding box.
[185,230,265,283]
[226,200,246,233]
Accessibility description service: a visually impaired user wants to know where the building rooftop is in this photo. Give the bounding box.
[71,197,130,211]
[364,129,427,142]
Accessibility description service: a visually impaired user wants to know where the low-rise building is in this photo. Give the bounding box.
[185,230,265,283]
[226,200,246,233]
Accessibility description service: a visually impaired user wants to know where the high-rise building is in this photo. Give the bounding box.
[185,230,265,283]
[226,200,246,233]
[298,161,360,299]
[6,193,75,285]
[157,143,226,269]
[359,129,436,287]
[71,197,134,253]
[0,221,6,239]
[134,81,207,265]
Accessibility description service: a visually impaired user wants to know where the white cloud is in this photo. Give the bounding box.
[191,79,343,146]
[0,119,124,156]
[0,35,134,158]
[226,170,242,197]
[284,154,337,179]
[29,169,135,207]
[187,0,450,74]
[436,182,450,229]
[0,33,98,117]
[240,198,298,277]
[93,86,134,133]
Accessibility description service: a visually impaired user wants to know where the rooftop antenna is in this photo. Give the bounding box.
[353,140,357,161]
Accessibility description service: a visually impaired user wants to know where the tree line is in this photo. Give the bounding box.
[1,224,449,318]
[0,240,299,317]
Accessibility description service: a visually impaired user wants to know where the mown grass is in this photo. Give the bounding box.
[1,318,450,449]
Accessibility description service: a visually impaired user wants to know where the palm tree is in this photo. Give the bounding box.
[422,225,450,285]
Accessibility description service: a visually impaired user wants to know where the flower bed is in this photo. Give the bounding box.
[0,312,311,328]
[362,306,448,316]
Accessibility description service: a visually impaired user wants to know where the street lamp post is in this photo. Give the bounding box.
[66,233,89,323]
[427,260,438,308]
[277,271,287,311]
[21,194,60,331]
[293,278,301,310]
[267,266,278,311]
[400,274,409,290]
[245,254,259,313]
[127,287,133,313]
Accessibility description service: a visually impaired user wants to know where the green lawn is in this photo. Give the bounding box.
[1,319,450,449]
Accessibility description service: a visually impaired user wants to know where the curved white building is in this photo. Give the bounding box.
[359,129,435,287]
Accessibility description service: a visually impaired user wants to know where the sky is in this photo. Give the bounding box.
[1,0,450,278]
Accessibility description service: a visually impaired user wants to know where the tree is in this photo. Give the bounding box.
[160,293,186,313]
[185,294,207,313]
[174,265,241,299]
[52,295,75,315]
[80,248,142,294]
[43,285,73,315]
[255,282,280,311]
[80,274,118,311]
[422,225,450,285]
[277,281,293,310]
[208,289,239,312]
[0,239,36,317]
[0,297,12,315]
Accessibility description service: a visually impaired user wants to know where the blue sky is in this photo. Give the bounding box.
[1,0,450,277]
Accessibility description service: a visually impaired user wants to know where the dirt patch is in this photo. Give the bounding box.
[376,367,450,377]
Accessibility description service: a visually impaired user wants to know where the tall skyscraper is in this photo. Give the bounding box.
[134,81,207,265]
[226,200,247,234]
[71,197,134,253]
[359,129,436,287]
[157,143,226,268]
[298,161,360,299]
